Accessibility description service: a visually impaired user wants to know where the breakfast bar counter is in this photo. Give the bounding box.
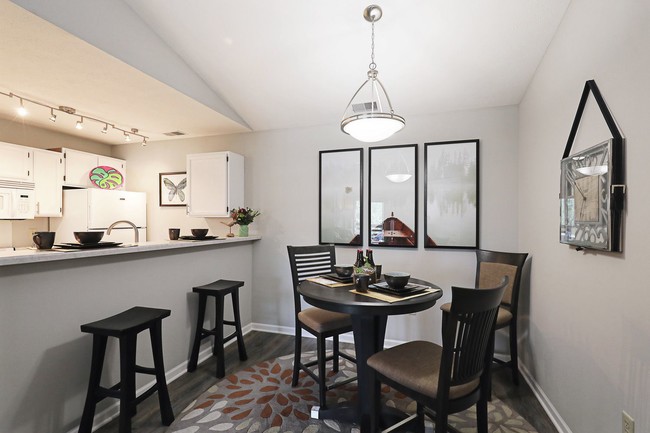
[0,235,260,433]
[0,235,261,267]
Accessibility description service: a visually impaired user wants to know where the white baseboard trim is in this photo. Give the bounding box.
[69,323,254,433]
[519,361,572,433]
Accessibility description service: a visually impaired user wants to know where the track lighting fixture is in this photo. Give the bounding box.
[17,98,28,117]
[0,90,149,145]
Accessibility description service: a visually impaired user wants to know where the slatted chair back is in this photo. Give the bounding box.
[440,277,508,394]
[287,245,336,313]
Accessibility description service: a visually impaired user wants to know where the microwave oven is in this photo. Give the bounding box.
[0,181,35,220]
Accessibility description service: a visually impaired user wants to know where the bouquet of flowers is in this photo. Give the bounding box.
[230,207,261,225]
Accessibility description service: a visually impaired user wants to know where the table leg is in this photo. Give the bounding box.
[351,314,387,433]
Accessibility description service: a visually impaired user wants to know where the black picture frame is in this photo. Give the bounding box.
[319,148,363,246]
[159,172,187,207]
[424,139,479,249]
[368,144,418,248]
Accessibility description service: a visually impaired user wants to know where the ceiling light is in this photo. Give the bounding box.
[124,132,131,142]
[0,90,149,145]
[17,98,28,117]
[142,137,147,147]
[341,5,405,143]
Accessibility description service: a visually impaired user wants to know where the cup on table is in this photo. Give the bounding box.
[375,264,382,281]
[356,274,370,293]
[168,228,180,240]
[33,231,55,250]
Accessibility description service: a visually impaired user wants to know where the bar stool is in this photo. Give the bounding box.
[187,279,247,378]
[78,306,174,433]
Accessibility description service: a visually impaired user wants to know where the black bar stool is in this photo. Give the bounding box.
[78,307,174,433]
[187,279,247,378]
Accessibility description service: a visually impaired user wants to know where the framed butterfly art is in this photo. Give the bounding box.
[159,172,188,206]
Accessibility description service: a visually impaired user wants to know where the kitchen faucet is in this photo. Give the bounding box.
[106,220,139,243]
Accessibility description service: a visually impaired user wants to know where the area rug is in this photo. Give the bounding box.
[167,351,536,433]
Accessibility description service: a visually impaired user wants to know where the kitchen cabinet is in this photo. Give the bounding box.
[33,149,63,217]
[0,141,33,182]
[187,151,244,217]
[51,147,126,189]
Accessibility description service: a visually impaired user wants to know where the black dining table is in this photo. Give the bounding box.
[298,277,443,433]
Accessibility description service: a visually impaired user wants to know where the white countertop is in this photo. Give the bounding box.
[0,236,261,267]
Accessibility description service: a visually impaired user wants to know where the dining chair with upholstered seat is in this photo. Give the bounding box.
[287,245,356,409]
[440,249,528,385]
[367,277,508,433]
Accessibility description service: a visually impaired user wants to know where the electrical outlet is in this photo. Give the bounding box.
[622,411,634,433]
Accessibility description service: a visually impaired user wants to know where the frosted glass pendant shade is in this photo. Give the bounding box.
[341,71,405,143]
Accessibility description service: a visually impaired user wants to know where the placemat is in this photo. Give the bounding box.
[306,277,355,288]
[350,287,440,303]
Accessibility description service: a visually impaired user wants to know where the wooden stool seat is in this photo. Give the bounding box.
[78,307,174,433]
[188,279,247,378]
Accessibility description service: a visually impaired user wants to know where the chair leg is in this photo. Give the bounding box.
[435,406,448,433]
[332,334,340,372]
[316,335,328,409]
[188,293,207,372]
[231,290,247,361]
[78,335,108,433]
[292,325,302,387]
[509,321,519,385]
[150,322,175,426]
[476,398,489,433]
[214,295,226,378]
[415,403,426,433]
[118,334,137,433]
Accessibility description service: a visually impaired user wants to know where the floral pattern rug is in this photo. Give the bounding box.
[167,351,537,433]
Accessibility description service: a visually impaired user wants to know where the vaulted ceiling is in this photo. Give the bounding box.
[0,0,570,145]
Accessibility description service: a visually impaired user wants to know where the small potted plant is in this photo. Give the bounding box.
[230,207,261,237]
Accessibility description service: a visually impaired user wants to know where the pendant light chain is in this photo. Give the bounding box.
[369,20,376,70]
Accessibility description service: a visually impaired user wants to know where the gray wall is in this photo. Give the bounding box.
[518,0,650,432]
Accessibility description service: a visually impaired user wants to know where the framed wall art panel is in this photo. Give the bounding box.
[319,148,363,246]
[368,144,418,248]
[424,139,479,249]
[159,172,187,207]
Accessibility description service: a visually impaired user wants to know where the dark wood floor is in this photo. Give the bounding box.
[94,331,558,433]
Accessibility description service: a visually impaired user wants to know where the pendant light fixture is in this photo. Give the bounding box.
[341,5,405,143]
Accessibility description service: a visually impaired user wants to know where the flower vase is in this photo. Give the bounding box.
[238,224,249,237]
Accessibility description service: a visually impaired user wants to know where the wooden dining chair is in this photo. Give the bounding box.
[440,249,528,385]
[367,277,508,433]
[287,245,356,409]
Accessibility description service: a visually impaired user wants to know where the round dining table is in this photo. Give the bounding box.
[298,278,443,433]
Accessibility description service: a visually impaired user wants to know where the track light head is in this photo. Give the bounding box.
[17,98,28,117]
[75,117,84,130]
[49,108,57,122]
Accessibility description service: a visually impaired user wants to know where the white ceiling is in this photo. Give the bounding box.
[0,0,570,145]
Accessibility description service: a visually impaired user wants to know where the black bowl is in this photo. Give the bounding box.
[191,228,209,238]
[383,272,410,290]
[334,264,354,278]
[74,231,104,244]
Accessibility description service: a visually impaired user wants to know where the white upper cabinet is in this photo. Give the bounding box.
[0,141,33,182]
[187,151,244,217]
[52,148,126,189]
[33,149,63,217]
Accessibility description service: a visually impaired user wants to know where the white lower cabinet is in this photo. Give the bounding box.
[33,149,63,217]
[187,151,244,217]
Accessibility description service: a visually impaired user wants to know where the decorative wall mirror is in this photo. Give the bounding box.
[368,144,418,248]
[424,139,479,249]
[319,148,363,246]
